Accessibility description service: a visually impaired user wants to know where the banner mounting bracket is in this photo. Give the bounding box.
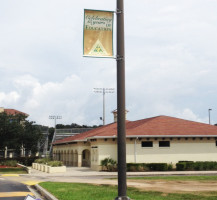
[116,55,124,61]
[116,9,123,14]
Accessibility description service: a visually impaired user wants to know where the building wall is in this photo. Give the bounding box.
[91,139,117,170]
[53,142,91,167]
[127,138,217,165]
[91,138,217,170]
[53,137,217,170]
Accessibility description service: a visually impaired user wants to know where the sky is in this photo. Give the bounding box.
[1,0,217,127]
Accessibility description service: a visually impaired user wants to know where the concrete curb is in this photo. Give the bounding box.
[34,184,58,200]
[17,163,31,174]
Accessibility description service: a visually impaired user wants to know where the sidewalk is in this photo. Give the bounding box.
[28,167,217,178]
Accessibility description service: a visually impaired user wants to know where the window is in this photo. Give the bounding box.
[141,141,153,147]
[159,141,170,147]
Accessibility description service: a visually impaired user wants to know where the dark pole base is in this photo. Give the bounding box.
[115,196,130,200]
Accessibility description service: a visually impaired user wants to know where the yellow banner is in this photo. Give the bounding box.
[83,10,114,58]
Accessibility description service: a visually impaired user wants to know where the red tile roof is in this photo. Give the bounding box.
[4,109,29,116]
[53,115,217,145]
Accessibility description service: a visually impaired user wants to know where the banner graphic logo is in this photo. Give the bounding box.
[83,10,114,58]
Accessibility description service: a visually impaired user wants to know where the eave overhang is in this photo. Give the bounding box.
[53,134,217,145]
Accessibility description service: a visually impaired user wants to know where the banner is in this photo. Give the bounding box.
[83,9,114,58]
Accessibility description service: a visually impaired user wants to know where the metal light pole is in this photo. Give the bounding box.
[208,109,212,125]
[49,115,62,156]
[115,0,129,199]
[94,88,114,125]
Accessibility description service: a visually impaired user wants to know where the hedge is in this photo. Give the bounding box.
[127,163,171,172]
[147,163,169,171]
[0,160,17,167]
[0,157,39,166]
[127,161,217,172]
[176,161,217,171]
[34,158,51,164]
[127,163,146,172]
[47,161,63,167]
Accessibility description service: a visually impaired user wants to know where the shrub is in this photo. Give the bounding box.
[128,165,137,172]
[176,162,186,171]
[47,161,63,167]
[1,160,17,167]
[127,163,135,171]
[34,159,45,164]
[143,164,150,171]
[131,163,142,171]
[34,158,51,164]
[177,161,194,171]
[127,163,168,171]
[185,162,194,170]
[176,161,217,171]
[194,162,204,171]
[0,157,39,167]
[193,161,217,171]
[107,164,117,172]
[127,163,149,172]
[101,158,117,171]
[168,164,173,171]
[207,162,217,170]
[147,163,168,171]
[137,165,145,172]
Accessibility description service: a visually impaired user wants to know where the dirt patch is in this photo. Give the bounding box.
[127,180,217,193]
[58,177,217,194]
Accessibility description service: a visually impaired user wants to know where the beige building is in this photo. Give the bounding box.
[53,115,217,171]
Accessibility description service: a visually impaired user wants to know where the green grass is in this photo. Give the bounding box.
[0,168,27,174]
[39,182,217,200]
[128,175,217,181]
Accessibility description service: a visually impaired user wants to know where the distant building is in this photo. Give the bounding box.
[0,107,28,117]
[54,128,93,142]
[53,115,217,170]
[0,107,29,158]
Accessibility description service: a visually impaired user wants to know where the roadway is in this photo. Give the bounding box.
[0,176,34,200]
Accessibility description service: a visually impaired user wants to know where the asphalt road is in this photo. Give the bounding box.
[0,178,34,200]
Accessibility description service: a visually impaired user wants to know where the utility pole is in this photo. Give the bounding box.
[49,115,62,157]
[208,108,212,125]
[115,0,129,199]
[93,88,114,125]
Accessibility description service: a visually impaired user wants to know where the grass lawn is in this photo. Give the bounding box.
[127,175,217,181]
[39,182,217,200]
[0,168,27,174]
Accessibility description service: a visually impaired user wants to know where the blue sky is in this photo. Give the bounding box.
[1,0,217,126]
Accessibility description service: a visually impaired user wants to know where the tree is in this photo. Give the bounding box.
[0,112,24,151]
[48,127,55,150]
[55,123,100,129]
[21,121,42,154]
[0,112,42,155]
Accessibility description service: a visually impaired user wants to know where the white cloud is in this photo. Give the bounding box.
[1,0,217,126]
[0,92,20,105]
[176,108,207,123]
[2,73,116,126]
